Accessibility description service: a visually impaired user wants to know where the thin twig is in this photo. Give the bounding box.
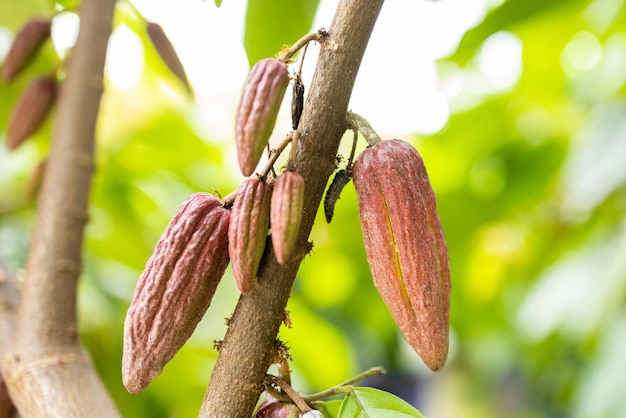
[346,111,382,146]
[278,28,329,62]
[301,366,386,402]
[220,132,294,207]
[266,375,312,413]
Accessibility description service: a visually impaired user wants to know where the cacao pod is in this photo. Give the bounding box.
[352,139,450,371]
[123,193,230,393]
[2,18,51,83]
[146,22,190,90]
[228,178,272,293]
[253,397,300,418]
[270,171,305,264]
[235,58,289,176]
[6,75,57,150]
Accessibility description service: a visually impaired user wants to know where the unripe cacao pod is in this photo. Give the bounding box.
[146,22,190,90]
[270,171,305,264]
[235,58,289,176]
[228,178,272,293]
[6,76,57,150]
[253,397,300,418]
[2,18,51,83]
[352,139,450,371]
[123,193,230,393]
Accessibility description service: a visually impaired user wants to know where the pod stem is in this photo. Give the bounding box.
[346,111,382,146]
[220,132,294,208]
[278,28,329,62]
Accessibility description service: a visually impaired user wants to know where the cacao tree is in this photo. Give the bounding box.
[2,0,626,417]
[0,0,447,416]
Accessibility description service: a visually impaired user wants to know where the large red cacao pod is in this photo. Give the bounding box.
[228,178,272,293]
[123,193,230,393]
[270,171,305,264]
[235,58,289,176]
[352,139,450,371]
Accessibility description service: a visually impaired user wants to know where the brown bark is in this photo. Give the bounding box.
[199,0,385,416]
[0,0,120,416]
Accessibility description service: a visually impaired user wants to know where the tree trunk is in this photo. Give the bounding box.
[0,0,121,416]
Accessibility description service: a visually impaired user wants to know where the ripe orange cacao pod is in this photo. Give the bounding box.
[146,22,190,90]
[2,18,51,83]
[7,76,57,150]
[235,58,289,176]
[270,171,304,264]
[352,139,450,371]
[228,178,272,293]
[123,193,230,393]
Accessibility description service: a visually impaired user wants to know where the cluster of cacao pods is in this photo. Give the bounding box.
[3,17,57,151]
[3,17,187,203]
[123,52,308,392]
[123,34,449,400]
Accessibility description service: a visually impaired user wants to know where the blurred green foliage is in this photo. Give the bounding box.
[1,0,626,417]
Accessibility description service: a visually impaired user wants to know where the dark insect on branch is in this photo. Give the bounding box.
[324,169,352,223]
[291,73,305,130]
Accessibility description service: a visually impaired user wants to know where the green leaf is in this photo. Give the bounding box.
[313,399,343,418]
[55,0,81,12]
[244,0,320,66]
[337,388,425,418]
[214,0,222,7]
[451,0,587,65]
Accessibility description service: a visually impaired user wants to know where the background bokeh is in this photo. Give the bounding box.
[1,0,626,417]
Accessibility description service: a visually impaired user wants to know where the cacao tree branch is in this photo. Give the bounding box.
[199,0,385,416]
[0,0,121,416]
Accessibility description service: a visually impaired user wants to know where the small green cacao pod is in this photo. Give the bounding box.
[270,171,305,264]
[352,139,450,371]
[146,22,190,90]
[123,193,230,393]
[2,18,52,83]
[235,58,289,176]
[228,178,272,293]
[7,75,57,150]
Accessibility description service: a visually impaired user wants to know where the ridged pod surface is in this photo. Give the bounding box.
[123,193,230,393]
[352,139,450,371]
[229,178,272,293]
[270,171,305,264]
[235,58,289,176]
[7,76,57,149]
[2,18,51,83]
